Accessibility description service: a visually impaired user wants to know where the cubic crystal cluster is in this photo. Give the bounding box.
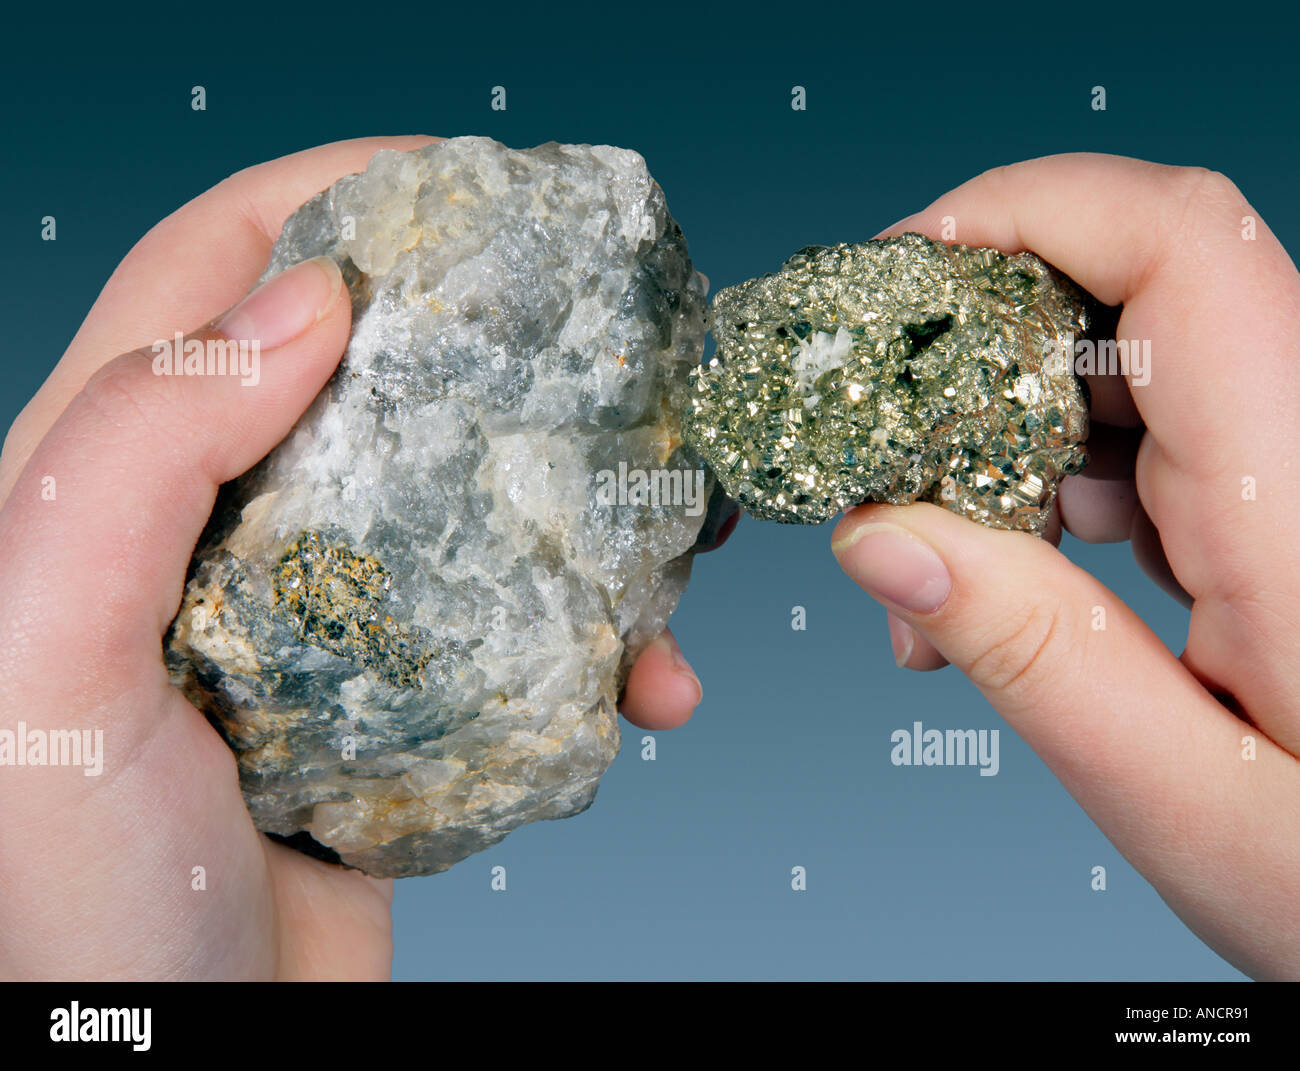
[682,234,1092,533]
[165,138,711,878]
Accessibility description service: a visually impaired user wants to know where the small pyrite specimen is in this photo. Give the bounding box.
[682,233,1092,533]
[166,137,711,878]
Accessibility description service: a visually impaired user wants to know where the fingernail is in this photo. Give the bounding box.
[215,257,342,349]
[657,631,702,705]
[887,613,915,668]
[832,522,951,613]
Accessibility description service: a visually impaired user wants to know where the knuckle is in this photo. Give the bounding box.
[1168,166,1244,234]
[966,601,1070,695]
[977,162,1016,199]
[128,163,269,265]
[212,166,278,240]
[1177,165,1240,203]
[977,162,1009,184]
[76,348,172,439]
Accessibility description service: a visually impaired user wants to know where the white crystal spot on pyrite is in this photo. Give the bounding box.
[165,138,711,878]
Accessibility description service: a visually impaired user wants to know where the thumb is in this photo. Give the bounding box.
[0,255,351,978]
[831,502,1300,980]
[829,502,1254,830]
[0,255,350,667]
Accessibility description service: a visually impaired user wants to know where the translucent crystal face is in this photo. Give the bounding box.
[683,233,1091,533]
[165,138,710,878]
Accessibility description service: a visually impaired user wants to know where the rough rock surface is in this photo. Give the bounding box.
[682,234,1091,533]
[166,138,710,878]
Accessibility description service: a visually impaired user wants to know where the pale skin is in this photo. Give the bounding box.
[834,155,1300,981]
[0,143,1293,980]
[0,137,703,981]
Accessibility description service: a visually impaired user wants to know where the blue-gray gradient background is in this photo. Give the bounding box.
[4,4,1292,980]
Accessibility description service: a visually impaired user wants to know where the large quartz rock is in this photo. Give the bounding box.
[683,234,1092,533]
[166,138,710,878]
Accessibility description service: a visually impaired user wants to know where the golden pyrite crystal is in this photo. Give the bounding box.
[682,233,1092,534]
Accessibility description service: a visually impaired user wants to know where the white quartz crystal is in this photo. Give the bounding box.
[166,138,712,877]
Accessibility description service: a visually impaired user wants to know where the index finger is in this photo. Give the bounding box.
[877,152,1300,754]
[877,152,1298,445]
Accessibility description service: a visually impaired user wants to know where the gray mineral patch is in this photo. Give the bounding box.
[166,137,712,878]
